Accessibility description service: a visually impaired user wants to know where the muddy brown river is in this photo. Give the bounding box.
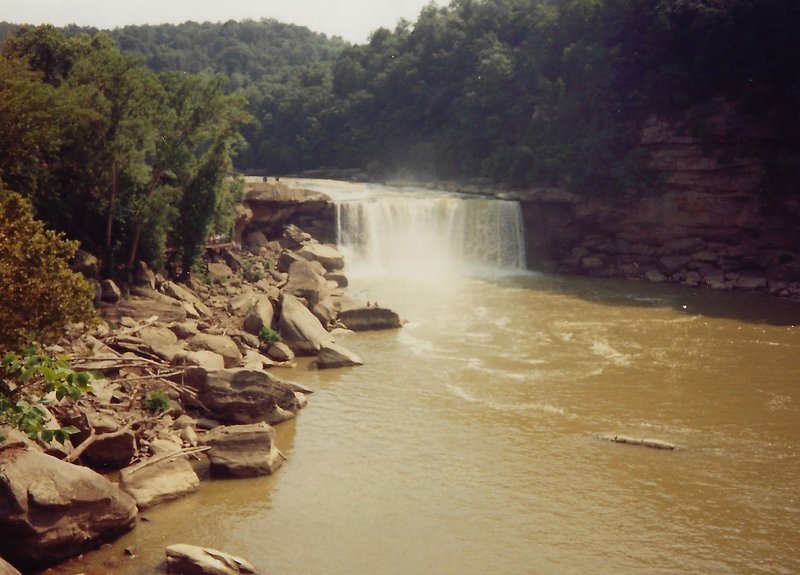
[45,182,800,575]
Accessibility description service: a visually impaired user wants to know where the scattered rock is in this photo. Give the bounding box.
[317,343,364,369]
[242,296,275,336]
[133,261,157,290]
[296,242,345,271]
[101,279,122,303]
[188,334,243,368]
[266,341,294,362]
[165,543,258,575]
[284,259,331,307]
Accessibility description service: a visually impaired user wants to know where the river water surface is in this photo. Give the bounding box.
[49,181,799,575]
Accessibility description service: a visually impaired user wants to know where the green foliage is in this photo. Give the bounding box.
[0,347,93,443]
[258,326,282,345]
[142,389,170,413]
[0,188,96,351]
[1,25,252,275]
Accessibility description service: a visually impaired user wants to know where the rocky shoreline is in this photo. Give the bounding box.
[0,183,402,575]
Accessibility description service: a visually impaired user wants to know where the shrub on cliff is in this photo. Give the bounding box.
[0,188,96,351]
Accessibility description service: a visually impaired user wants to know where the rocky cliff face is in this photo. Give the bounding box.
[520,102,800,297]
[237,180,336,244]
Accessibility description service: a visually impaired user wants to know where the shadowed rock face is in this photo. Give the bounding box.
[338,307,403,331]
[518,104,800,296]
[183,367,300,425]
[0,447,137,571]
[243,182,335,242]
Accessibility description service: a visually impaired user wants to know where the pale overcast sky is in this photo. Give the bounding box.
[0,0,441,43]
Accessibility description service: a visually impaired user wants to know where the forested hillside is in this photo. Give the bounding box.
[0,25,251,276]
[3,0,799,199]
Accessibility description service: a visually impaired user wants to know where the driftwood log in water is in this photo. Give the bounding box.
[597,434,677,450]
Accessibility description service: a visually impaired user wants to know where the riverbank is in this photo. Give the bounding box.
[0,186,401,573]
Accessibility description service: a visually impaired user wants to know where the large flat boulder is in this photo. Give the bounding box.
[166,543,258,575]
[278,293,334,355]
[0,447,137,571]
[184,368,300,425]
[297,242,345,271]
[188,334,243,368]
[119,440,200,510]
[199,422,283,478]
[339,307,403,331]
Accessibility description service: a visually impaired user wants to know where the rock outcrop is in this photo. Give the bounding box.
[518,102,800,298]
[199,422,284,478]
[0,447,137,571]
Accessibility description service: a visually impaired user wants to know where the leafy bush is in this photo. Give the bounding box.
[258,326,282,345]
[143,390,170,413]
[0,347,93,443]
[0,188,96,351]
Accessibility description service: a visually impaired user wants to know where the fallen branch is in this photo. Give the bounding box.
[597,434,677,450]
[125,446,211,475]
[65,420,136,463]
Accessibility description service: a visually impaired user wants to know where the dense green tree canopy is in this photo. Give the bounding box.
[0,25,251,276]
[3,0,799,200]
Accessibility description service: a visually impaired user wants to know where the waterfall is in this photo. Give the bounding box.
[335,194,527,278]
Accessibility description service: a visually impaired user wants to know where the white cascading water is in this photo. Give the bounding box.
[335,194,527,278]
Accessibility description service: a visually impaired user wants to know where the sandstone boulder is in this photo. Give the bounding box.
[133,261,157,289]
[188,334,243,368]
[162,281,212,317]
[138,325,183,362]
[166,543,258,575]
[0,557,21,575]
[278,293,334,355]
[266,342,294,362]
[285,259,331,307]
[172,350,226,370]
[119,440,200,510]
[0,447,137,571]
[242,296,275,335]
[317,343,364,369]
[339,307,402,331]
[208,262,234,284]
[297,242,345,271]
[199,422,283,478]
[101,279,122,303]
[184,368,299,425]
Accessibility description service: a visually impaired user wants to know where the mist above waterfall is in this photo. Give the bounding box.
[335,193,527,279]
